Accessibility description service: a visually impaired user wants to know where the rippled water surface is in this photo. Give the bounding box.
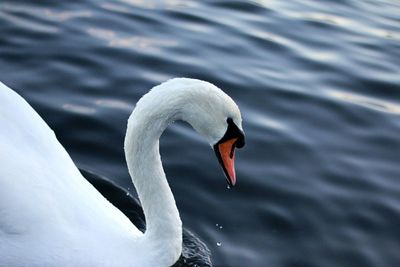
[1,1,400,266]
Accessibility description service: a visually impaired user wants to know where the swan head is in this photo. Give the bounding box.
[131,78,245,187]
[172,78,245,187]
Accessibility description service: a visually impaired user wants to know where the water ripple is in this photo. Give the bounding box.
[1,0,399,266]
[327,90,400,114]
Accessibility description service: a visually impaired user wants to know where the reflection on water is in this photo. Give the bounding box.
[0,0,399,266]
[327,90,400,114]
[94,99,133,112]
[87,28,176,50]
[43,10,92,22]
[120,0,195,9]
[62,103,96,115]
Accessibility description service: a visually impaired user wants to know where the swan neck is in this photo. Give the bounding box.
[124,101,182,248]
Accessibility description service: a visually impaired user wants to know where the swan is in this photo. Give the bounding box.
[80,168,213,267]
[0,78,245,267]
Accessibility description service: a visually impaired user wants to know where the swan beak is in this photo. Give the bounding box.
[214,138,238,187]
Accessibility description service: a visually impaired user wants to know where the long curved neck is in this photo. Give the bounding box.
[124,88,183,258]
[123,78,231,264]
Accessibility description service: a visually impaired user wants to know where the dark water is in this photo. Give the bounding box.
[1,1,400,266]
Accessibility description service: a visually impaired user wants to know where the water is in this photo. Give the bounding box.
[1,1,399,266]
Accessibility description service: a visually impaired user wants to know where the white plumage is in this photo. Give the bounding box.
[0,78,243,267]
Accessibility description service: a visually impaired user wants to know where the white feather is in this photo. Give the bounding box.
[0,78,242,267]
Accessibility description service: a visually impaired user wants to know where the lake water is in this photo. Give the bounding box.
[1,0,399,266]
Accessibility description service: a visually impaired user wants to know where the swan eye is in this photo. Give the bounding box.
[224,118,245,148]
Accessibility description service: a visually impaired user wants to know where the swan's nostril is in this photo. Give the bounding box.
[230,143,236,159]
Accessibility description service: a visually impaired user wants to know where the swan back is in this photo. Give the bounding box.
[0,82,142,266]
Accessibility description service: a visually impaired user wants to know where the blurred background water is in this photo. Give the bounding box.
[1,0,399,266]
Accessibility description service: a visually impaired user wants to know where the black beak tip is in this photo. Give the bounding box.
[226,177,234,188]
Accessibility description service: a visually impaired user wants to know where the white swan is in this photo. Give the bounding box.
[0,78,245,267]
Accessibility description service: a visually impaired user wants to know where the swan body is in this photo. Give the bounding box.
[80,169,212,267]
[0,78,244,267]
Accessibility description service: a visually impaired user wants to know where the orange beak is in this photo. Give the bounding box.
[215,138,238,187]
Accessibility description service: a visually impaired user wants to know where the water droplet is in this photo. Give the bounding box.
[227,185,231,189]
[219,225,223,229]
[216,242,222,247]
[126,192,130,196]
[216,223,219,227]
